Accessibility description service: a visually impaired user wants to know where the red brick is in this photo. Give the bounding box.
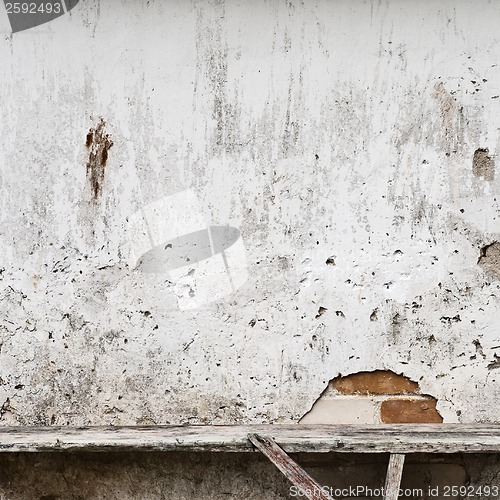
[380,398,443,423]
[331,370,419,395]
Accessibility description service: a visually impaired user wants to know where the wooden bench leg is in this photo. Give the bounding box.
[248,434,334,500]
[384,453,406,500]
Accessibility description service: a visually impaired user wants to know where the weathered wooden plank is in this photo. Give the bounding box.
[383,454,405,500]
[249,434,333,500]
[0,424,499,453]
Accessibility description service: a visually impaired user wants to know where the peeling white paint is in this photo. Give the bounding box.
[0,0,499,430]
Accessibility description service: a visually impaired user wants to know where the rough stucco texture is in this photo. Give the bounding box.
[0,451,488,500]
[0,0,499,427]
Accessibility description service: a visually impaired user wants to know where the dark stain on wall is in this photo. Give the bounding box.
[487,353,500,370]
[85,130,93,148]
[85,118,113,200]
[472,148,494,181]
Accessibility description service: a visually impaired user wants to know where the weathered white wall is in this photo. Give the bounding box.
[0,0,499,428]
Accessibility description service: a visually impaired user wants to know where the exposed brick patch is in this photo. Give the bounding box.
[331,370,419,395]
[380,398,443,423]
[300,371,444,424]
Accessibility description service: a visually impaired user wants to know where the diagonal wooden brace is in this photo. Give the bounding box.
[383,453,406,500]
[248,434,334,500]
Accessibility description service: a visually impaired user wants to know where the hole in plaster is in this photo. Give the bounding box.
[472,148,495,181]
[315,306,328,319]
[487,354,500,370]
[478,241,500,278]
[299,370,443,424]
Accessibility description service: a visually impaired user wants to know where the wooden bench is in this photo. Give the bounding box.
[0,424,499,500]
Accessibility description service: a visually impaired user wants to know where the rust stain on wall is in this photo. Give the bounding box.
[85,118,113,200]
